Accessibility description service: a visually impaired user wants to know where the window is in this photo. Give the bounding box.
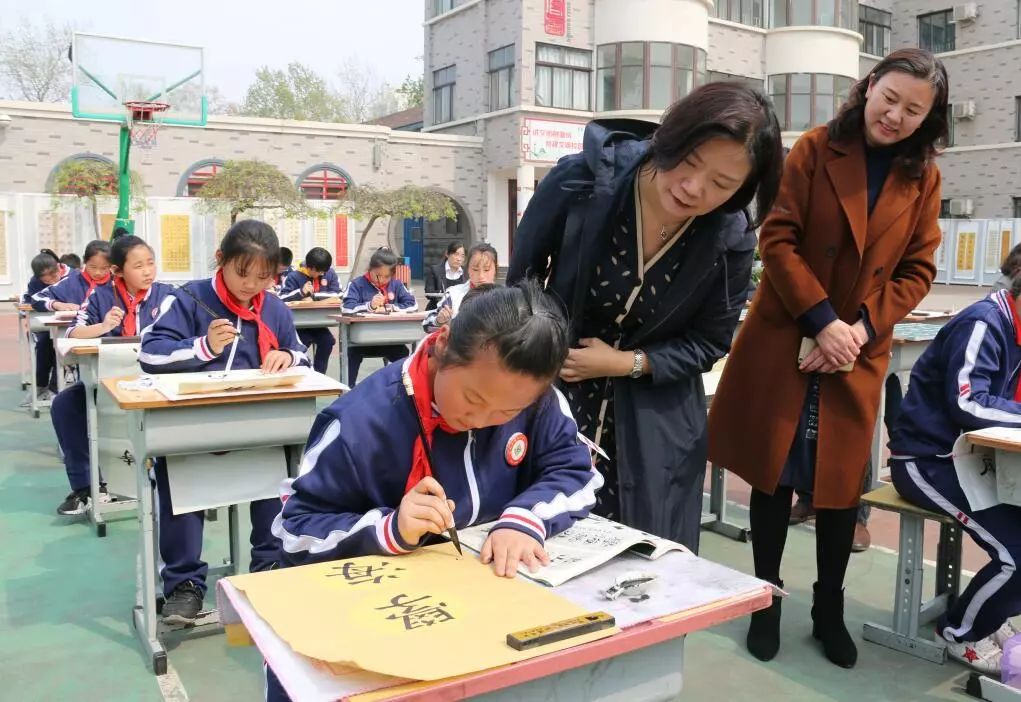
[769,73,854,131]
[771,0,857,29]
[432,65,455,124]
[181,160,224,197]
[299,166,349,200]
[488,45,514,111]
[432,0,456,16]
[940,199,952,218]
[707,71,765,91]
[1013,197,1021,219]
[535,43,592,110]
[597,42,707,112]
[1015,96,1021,142]
[711,0,765,27]
[859,6,891,56]
[943,104,955,147]
[919,10,955,53]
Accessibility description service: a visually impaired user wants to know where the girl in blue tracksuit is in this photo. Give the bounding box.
[139,220,309,625]
[341,248,418,386]
[422,242,499,331]
[267,281,601,701]
[52,236,170,516]
[279,246,342,374]
[31,240,112,313]
[23,250,71,398]
[889,286,1021,674]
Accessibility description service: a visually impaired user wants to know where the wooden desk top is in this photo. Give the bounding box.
[331,313,428,325]
[16,303,31,311]
[967,428,1021,452]
[42,318,72,327]
[102,375,343,410]
[286,299,343,309]
[903,310,954,323]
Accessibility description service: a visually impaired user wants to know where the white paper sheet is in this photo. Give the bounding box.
[154,367,345,402]
[166,447,288,514]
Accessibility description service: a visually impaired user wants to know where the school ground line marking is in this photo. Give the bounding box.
[157,662,189,702]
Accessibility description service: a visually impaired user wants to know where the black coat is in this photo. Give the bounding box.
[424,261,465,310]
[507,119,754,551]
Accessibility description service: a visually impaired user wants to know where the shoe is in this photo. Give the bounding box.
[941,631,1003,675]
[789,500,816,525]
[994,620,1021,648]
[57,488,90,516]
[36,388,53,402]
[97,483,114,504]
[811,582,858,668]
[162,581,204,625]
[851,523,871,553]
[746,579,783,661]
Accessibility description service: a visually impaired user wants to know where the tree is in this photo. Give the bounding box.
[341,185,457,271]
[196,159,312,223]
[395,74,424,109]
[0,17,73,102]
[48,159,146,238]
[335,57,399,123]
[239,63,346,122]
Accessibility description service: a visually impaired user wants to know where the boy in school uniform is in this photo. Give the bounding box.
[274,246,294,290]
[279,246,341,374]
[889,284,1021,673]
[23,250,70,400]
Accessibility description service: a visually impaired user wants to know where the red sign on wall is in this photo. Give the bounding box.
[334,215,349,267]
[544,0,566,36]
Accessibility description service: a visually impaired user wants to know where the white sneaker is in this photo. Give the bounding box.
[942,631,1003,675]
[994,620,1021,648]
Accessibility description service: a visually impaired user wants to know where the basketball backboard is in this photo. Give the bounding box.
[71,32,206,127]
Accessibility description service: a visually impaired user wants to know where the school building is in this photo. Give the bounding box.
[1,0,1021,296]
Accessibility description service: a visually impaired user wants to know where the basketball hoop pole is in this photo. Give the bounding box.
[113,122,134,239]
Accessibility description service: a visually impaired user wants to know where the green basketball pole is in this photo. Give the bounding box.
[114,122,134,239]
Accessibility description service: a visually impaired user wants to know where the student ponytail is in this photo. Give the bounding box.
[437,280,569,381]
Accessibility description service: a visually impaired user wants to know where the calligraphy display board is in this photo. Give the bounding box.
[160,214,192,274]
[226,545,616,680]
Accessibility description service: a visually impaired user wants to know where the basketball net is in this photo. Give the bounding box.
[124,101,169,149]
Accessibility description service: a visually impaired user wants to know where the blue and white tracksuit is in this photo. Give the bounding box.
[52,283,173,494]
[340,275,419,386]
[422,280,472,330]
[30,269,110,312]
[24,265,71,390]
[279,268,342,374]
[889,290,1021,643]
[138,278,309,597]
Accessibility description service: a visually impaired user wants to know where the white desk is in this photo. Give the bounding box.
[103,372,345,675]
[701,363,749,542]
[331,313,428,385]
[286,300,344,330]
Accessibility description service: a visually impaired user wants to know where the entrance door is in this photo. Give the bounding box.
[403,217,424,279]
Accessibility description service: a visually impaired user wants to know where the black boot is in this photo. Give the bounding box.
[811,582,857,668]
[746,580,783,661]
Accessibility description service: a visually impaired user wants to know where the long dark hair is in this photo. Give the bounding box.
[219,220,281,276]
[828,48,949,179]
[649,82,783,228]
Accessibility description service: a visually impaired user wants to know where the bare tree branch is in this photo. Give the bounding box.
[0,17,73,102]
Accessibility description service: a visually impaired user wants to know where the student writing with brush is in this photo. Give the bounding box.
[268,281,602,700]
[138,220,309,625]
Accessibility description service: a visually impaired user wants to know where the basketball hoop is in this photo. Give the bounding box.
[124,100,169,149]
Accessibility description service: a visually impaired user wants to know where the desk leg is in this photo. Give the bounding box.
[339,324,350,386]
[701,464,750,542]
[966,672,1021,701]
[18,315,31,390]
[27,330,40,418]
[128,412,168,676]
[86,374,105,537]
[870,375,889,490]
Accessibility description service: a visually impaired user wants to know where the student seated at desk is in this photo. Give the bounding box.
[52,235,171,516]
[31,240,112,313]
[23,249,71,400]
[423,242,499,331]
[889,284,1021,674]
[274,246,294,290]
[139,220,309,625]
[270,282,601,700]
[279,246,342,374]
[341,248,418,386]
[60,252,81,270]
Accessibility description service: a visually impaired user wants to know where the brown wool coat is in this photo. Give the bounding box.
[707,125,943,508]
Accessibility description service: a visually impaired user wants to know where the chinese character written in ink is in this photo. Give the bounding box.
[375,594,456,630]
[327,561,406,586]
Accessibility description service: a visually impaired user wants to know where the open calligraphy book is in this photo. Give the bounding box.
[454,514,690,587]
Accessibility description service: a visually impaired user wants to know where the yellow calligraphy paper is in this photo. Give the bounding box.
[226,545,616,681]
[99,214,117,241]
[160,214,192,274]
[956,230,976,273]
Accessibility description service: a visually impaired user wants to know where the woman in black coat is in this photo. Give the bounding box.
[507,83,783,550]
[424,241,465,310]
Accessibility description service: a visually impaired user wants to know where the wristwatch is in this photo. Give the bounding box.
[630,350,645,379]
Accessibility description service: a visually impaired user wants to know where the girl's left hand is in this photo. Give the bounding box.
[261,350,292,373]
[560,337,631,383]
[481,528,550,578]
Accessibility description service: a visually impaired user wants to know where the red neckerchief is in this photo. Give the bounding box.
[213,269,279,362]
[311,276,321,294]
[403,333,456,493]
[1011,294,1021,401]
[365,273,393,302]
[113,277,147,336]
[81,269,111,295]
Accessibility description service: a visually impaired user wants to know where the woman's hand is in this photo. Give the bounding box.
[481,528,550,578]
[559,338,632,383]
[260,349,292,373]
[801,319,861,372]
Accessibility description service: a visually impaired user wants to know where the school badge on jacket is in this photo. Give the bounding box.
[506,432,528,466]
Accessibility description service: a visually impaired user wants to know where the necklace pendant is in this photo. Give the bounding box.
[659,225,668,241]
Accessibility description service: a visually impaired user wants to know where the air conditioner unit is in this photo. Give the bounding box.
[953,100,976,120]
[952,3,979,22]
[949,198,974,217]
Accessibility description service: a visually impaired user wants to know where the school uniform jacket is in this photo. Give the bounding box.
[341,275,418,314]
[278,268,342,301]
[67,282,174,338]
[31,269,112,312]
[275,266,295,289]
[274,349,603,566]
[138,278,309,373]
[889,290,1021,459]
[22,264,71,304]
[422,281,472,329]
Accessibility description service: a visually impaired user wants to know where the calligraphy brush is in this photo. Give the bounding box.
[175,283,245,342]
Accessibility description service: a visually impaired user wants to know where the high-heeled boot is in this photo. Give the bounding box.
[811,582,858,668]
[746,579,783,661]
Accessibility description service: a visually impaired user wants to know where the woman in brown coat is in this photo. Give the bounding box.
[708,49,949,669]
